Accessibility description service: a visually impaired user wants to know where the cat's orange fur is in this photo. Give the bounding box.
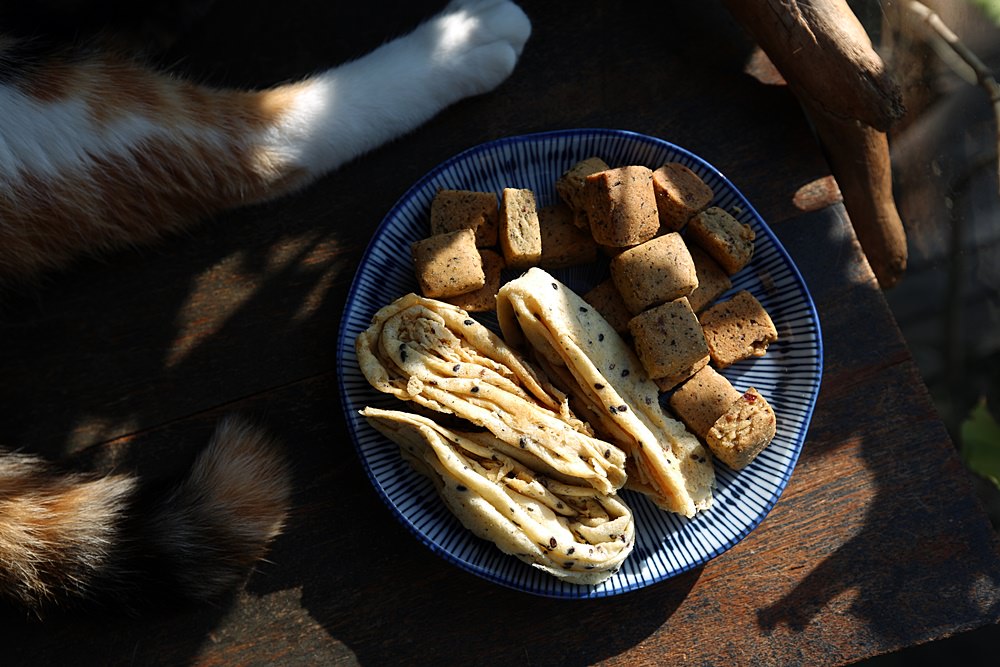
[0,51,306,281]
[0,0,530,616]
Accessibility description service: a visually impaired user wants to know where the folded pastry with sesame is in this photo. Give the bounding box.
[361,407,635,584]
[355,293,628,495]
[496,268,715,518]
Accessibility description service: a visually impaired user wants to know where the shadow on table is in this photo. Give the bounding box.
[752,207,1000,658]
[2,2,998,665]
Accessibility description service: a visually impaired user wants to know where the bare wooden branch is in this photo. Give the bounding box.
[723,0,908,287]
[723,0,905,130]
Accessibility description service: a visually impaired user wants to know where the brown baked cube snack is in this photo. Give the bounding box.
[411,229,485,299]
[687,206,756,275]
[582,279,633,336]
[629,297,710,390]
[429,189,499,247]
[555,157,610,229]
[610,233,698,314]
[706,387,776,470]
[537,203,598,269]
[499,188,542,269]
[698,290,778,368]
[443,249,504,312]
[584,165,659,247]
[687,245,732,312]
[652,162,714,232]
[668,365,742,438]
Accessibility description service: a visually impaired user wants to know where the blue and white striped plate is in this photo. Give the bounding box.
[336,129,822,598]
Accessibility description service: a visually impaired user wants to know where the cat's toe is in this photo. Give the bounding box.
[442,0,531,55]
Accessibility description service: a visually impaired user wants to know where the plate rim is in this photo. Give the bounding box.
[335,128,824,598]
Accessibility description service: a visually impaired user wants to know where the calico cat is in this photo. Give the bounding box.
[0,0,530,616]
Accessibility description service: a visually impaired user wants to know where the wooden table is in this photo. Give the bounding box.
[3,1,999,664]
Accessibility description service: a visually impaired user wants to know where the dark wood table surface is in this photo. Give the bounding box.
[3,1,999,665]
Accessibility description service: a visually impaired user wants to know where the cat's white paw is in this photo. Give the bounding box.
[422,0,532,98]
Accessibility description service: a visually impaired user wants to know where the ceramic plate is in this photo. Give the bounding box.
[336,129,822,598]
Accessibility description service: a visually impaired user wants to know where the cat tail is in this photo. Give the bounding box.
[0,416,291,616]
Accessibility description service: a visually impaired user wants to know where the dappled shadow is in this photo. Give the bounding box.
[3,1,999,666]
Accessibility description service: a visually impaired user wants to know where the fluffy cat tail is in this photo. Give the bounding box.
[0,417,291,616]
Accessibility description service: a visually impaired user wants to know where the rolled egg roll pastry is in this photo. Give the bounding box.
[361,407,635,585]
[496,268,715,518]
[355,293,627,495]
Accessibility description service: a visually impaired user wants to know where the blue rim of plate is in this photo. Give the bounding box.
[336,128,823,599]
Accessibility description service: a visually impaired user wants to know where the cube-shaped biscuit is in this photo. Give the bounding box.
[669,365,741,438]
[556,157,610,229]
[699,290,778,368]
[537,203,598,269]
[582,279,633,336]
[706,387,776,470]
[652,163,714,232]
[687,206,756,275]
[430,189,499,247]
[443,249,504,312]
[628,297,710,389]
[584,166,659,247]
[499,188,542,269]
[411,229,485,299]
[610,233,698,314]
[687,245,732,312]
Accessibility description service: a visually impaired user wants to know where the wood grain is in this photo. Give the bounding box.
[1,2,998,665]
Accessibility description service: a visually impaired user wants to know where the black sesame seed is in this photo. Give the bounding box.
[453,364,461,372]
[595,383,604,390]
[519,437,528,449]
[506,470,517,478]
[567,547,576,555]
[551,282,558,290]
[549,537,558,549]
[609,363,616,370]
[563,561,575,569]
[456,484,467,492]
[579,306,588,312]
[621,369,630,377]
[609,406,618,414]
[463,319,474,325]
[598,333,605,342]
[604,449,611,458]
[471,386,479,393]
[618,405,628,412]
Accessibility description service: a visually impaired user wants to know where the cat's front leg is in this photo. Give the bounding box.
[269,0,532,175]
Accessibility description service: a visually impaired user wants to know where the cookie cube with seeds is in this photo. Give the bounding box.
[698,290,778,368]
[652,162,714,232]
[537,203,598,269]
[443,249,505,312]
[628,297,710,391]
[686,206,756,275]
[686,245,732,312]
[584,165,660,247]
[610,232,698,315]
[555,157,610,229]
[499,188,542,269]
[707,387,776,470]
[411,228,485,299]
[668,365,741,439]
[582,279,634,336]
[430,189,499,247]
